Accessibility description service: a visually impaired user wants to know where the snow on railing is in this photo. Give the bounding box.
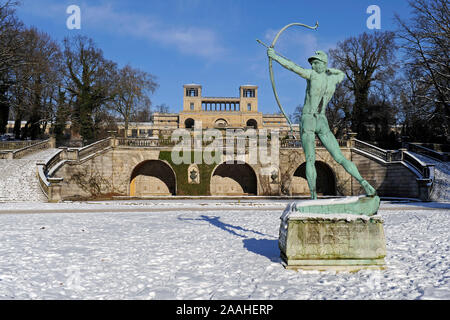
[406,143,449,162]
[36,149,65,202]
[78,137,113,160]
[0,139,51,159]
[35,138,113,202]
[0,140,38,151]
[353,139,434,180]
[403,151,435,180]
[12,139,52,159]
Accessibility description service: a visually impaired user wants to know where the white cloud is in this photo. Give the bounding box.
[21,0,227,60]
[81,3,227,60]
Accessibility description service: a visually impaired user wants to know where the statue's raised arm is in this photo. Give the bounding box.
[267,48,312,80]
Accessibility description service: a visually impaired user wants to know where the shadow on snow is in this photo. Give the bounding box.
[177,214,280,262]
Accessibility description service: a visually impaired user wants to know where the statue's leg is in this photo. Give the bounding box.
[316,116,376,196]
[301,114,317,199]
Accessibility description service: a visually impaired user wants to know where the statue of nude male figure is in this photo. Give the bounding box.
[267,48,376,199]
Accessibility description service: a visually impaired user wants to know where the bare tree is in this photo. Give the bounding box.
[0,0,23,134]
[134,107,152,122]
[53,87,71,145]
[110,64,157,137]
[62,35,117,143]
[395,0,450,142]
[10,27,61,139]
[329,31,398,138]
[153,103,169,114]
[325,81,352,138]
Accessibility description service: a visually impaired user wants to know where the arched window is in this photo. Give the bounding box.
[184,118,195,129]
[246,119,258,129]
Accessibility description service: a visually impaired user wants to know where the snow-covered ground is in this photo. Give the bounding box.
[0,199,448,300]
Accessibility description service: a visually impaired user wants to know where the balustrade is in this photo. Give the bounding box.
[406,143,448,162]
[78,138,112,160]
[354,139,434,180]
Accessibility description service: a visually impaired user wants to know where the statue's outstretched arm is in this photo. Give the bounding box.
[268,48,311,79]
[326,68,345,83]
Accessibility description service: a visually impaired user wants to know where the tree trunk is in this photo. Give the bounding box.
[352,89,369,137]
[0,85,9,135]
[13,117,22,139]
[0,103,9,135]
[124,113,129,138]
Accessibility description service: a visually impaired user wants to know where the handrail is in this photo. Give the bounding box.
[36,149,65,202]
[117,137,164,147]
[0,140,39,151]
[41,149,64,175]
[37,165,50,198]
[353,139,391,162]
[12,139,51,159]
[35,137,113,202]
[77,137,112,160]
[353,139,434,180]
[116,137,349,149]
[403,151,435,179]
[406,143,449,162]
[0,139,50,159]
[354,139,388,153]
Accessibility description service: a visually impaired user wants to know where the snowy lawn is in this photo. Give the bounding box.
[0,200,448,300]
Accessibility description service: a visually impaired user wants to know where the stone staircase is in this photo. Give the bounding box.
[409,152,450,202]
[0,148,60,202]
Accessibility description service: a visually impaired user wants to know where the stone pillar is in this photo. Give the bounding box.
[48,177,63,202]
[59,147,68,160]
[417,178,432,201]
[49,136,56,148]
[347,132,358,148]
[386,150,392,162]
[111,136,119,148]
[66,148,79,161]
[398,148,407,161]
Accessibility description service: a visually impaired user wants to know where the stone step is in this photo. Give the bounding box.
[0,160,46,202]
[0,149,60,202]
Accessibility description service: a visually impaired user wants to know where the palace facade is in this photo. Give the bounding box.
[121,84,297,138]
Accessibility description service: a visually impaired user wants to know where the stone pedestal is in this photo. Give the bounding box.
[279,202,387,272]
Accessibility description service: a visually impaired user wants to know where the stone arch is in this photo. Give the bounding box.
[130,160,176,196]
[184,118,195,129]
[210,161,257,195]
[214,118,228,128]
[246,119,258,129]
[291,161,336,196]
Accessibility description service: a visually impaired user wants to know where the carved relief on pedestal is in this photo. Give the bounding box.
[188,164,200,184]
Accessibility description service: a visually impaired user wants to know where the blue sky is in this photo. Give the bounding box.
[16,0,412,116]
